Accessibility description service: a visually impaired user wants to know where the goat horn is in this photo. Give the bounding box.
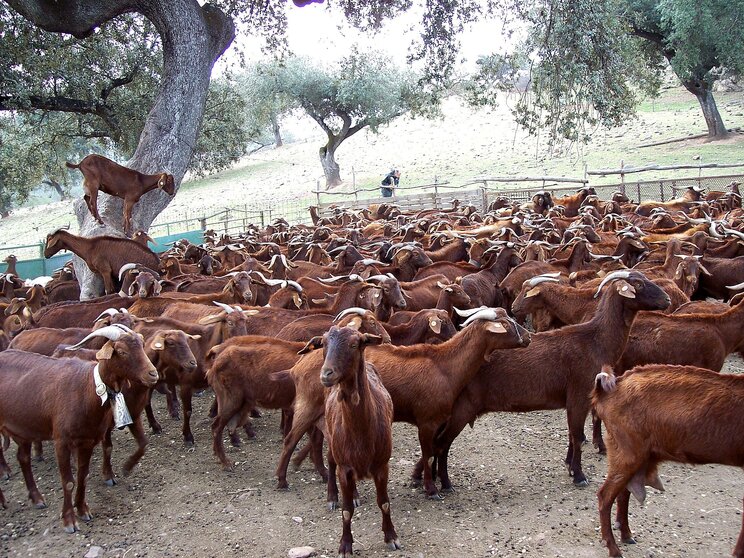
[526,276,560,287]
[454,305,488,317]
[67,325,130,349]
[318,274,347,283]
[118,263,139,280]
[334,307,368,321]
[94,308,120,321]
[594,270,632,298]
[285,280,303,292]
[723,227,744,241]
[360,258,384,265]
[726,281,744,291]
[462,307,510,327]
[212,301,234,314]
[267,254,279,268]
[365,275,390,282]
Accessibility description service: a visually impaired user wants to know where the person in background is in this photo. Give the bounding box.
[380,169,400,198]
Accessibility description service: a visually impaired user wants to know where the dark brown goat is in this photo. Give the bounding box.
[594,365,744,558]
[422,271,670,491]
[276,308,531,498]
[66,154,175,235]
[0,326,158,533]
[305,326,401,557]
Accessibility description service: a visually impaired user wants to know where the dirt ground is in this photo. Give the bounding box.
[2,352,744,558]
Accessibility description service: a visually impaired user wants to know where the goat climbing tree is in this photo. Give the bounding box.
[5,0,235,297]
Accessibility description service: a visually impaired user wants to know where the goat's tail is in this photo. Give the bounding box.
[65,161,79,169]
[592,364,617,410]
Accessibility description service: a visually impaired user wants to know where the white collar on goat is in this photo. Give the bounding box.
[92,364,133,429]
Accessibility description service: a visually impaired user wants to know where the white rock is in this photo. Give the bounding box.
[85,546,104,558]
[292,516,303,524]
[288,546,316,558]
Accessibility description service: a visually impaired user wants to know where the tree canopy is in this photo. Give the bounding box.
[252,51,434,186]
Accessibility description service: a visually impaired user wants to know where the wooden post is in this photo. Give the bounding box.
[659,181,665,201]
[316,180,321,206]
[480,181,488,212]
[352,167,356,190]
[434,176,439,209]
[199,217,206,231]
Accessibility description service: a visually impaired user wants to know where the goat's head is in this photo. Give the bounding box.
[334,307,392,344]
[300,326,383,403]
[460,307,531,359]
[128,271,161,298]
[67,325,158,390]
[436,280,471,308]
[158,173,176,196]
[366,274,406,310]
[593,271,671,311]
[148,329,199,373]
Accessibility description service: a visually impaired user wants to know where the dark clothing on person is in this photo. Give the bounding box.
[381,172,400,198]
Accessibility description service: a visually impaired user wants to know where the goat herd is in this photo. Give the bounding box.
[0,182,743,557]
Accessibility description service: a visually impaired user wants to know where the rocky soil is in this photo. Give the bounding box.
[2,354,744,558]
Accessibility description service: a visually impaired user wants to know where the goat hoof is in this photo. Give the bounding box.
[64,524,78,534]
[78,512,92,522]
[621,537,636,545]
[327,501,338,511]
[409,478,422,488]
[276,481,289,491]
[353,498,361,508]
[440,486,455,494]
[151,426,163,435]
[0,472,10,481]
[222,464,234,473]
[104,478,117,487]
[34,501,47,510]
[574,478,589,488]
[229,438,241,448]
[427,493,444,501]
[387,539,402,551]
[33,455,44,463]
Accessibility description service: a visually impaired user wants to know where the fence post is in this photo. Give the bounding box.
[352,167,355,190]
[223,209,229,234]
[434,176,439,209]
[316,181,321,207]
[480,181,488,212]
[659,181,665,201]
[199,217,206,231]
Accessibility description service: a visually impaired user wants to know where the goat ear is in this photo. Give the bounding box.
[346,316,362,330]
[524,287,541,298]
[485,321,507,334]
[396,251,412,264]
[615,280,637,299]
[149,334,165,351]
[361,333,383,346]
[153,280,162,296]
[128,282,137,296]
[187,334,202,340]
[198,313,224,325]
[298,336,323,355]
[436,281,446,289]
[96,342,115,360]
[429,318,442,334]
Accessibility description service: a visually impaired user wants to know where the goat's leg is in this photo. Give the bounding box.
[275,404,322,489]
[101,427,116,486]
[308,426,328,482]
[144,388,163,434]
[87,188,104,225]
[373,464,401,551]
[326,451,339,510]
[614,488,635,544]
[123,199,134,236]
[32,440,44,461]
[565,404,589,486]
[179,384,195,445]
[17,441,45,508]
[337,467,356,558]
[597,472,632,557]
[53,440,77,533]
[122,416,149,477]
[0,444,11,479]
[592,409,607,454]
[435,437,456,492]
[211,410,237,472]
[74,443,95,522]
[417,426,441,499]
[0,486,5,509]
[734,494,744,558]
[166,382,181,419]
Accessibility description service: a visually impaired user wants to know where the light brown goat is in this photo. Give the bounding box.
[594,364,744,557]
[66,154,175,235]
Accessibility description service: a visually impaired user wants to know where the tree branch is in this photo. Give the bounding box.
[629,25,676,60]
[5,0,132,38]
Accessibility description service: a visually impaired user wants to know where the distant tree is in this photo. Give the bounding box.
[238,64,298,149]
[468,0,744,142]
[264,51,435,187]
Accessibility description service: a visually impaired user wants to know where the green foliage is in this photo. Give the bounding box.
[266,50,433,137]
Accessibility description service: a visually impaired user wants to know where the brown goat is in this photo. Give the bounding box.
[422,271,671,491]
[66,154,175,235]
[0,325,158,533]
[593,364,744,557]
[303,326,401,557]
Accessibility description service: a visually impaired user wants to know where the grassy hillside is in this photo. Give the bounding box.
[1,86,742,256]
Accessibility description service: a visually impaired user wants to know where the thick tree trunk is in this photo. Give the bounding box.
[8,0,234,297]
[319,142,342,188]
[683,79,729,138]
[272,115,283,147]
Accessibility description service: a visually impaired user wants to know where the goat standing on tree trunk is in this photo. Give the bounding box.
[66,154,175,236]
